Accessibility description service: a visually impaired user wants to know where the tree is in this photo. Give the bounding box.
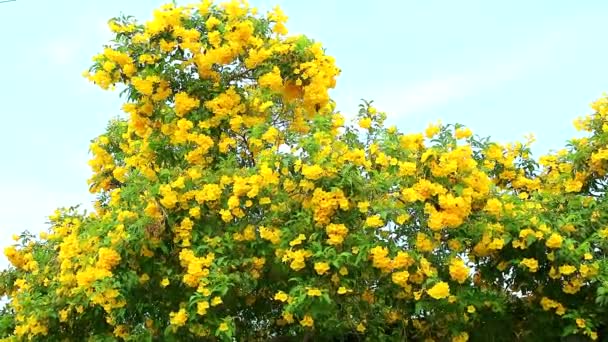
[2,1,608,341]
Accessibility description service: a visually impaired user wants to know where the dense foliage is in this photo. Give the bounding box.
[2,1,608,341]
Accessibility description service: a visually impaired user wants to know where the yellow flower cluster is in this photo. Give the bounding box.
[4,1,608,341]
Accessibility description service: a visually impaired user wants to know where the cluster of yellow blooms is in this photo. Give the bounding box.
[2,0,608,341]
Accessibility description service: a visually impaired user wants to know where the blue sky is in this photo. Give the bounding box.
[1,0,607,268]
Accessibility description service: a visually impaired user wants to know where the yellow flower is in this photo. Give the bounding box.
[271,311,289,325]
[301,164,324,180]
[415,233,435,252]
[337,286,350,295]
[357,201,370,213]
[559,265,576,275]
[218,322,229,332]
[452,332,469,342]
[427,281,450,299]
[520,258,539,272]
[576,318,586,328]
[289,234,306,247]
[227,195,240,209]
[258,66,283,92]
[211,296,223,306]
[174,92,200,117]
[197,301,209,315]
[356,322,366,333]
[300,315,314,327]
[396,213,410,225]
[113,325,128,339]
[169,308,188,327]
[97,247,121,270]
[326,223,348,246]
[161,278,170,287]
[484,198,503,217]
[455,127,472,139]
[449,258,469,284]
[425,122,441,138]
[391,271,409,287]
[564,179,583,192]
[205,16,221,30]
[545,233,563,249]
[274,291,289,302]
[307,288,322,297]
[467,305,475,313]
[365,215,384,228]
[59,309,69,322]
[112,166,128,182]
[314,262,330,275]
[358,117,372,129]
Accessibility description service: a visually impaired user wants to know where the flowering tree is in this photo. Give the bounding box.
[2,1,608,341]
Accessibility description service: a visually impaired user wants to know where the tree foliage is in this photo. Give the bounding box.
[2,1,608,341]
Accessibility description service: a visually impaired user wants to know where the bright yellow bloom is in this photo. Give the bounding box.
[301,164,324,180]
[452,332,469,342]
[365,215,384,228]
[218,322,229,332]
[259,66,283,92]
[174,92,200,117]
[112,166,128,182]
[274,291,289,302]
[545,233,563,249]
[97,248,121,270]
[559,265,576,275]
[484,198,503,217]
[314,262,330,275]
[425,122,441,138]
[300,315,314,327]
[455,127,472,139]
[197,301,210,315]
[307,288,322,297]
[289,234,306,247]
[391,271,409,287]
[337,286,350,295]
[427,281,450,299]
[520,258,539,272]
[564,179,583,192]
[358,117,372,129]
[169,308,188,327]
[357,201,370,213]
[449,258,469,284]
[211,296,223,306]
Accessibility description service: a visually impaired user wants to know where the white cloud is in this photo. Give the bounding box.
[372,26,566,117]
[94,19,115,43]
[45,39,80,65]
[389,75,474,115]
[382,62,521,115]
[44,15,113,67]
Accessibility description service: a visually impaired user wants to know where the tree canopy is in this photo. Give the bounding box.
[2,1,608,341]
